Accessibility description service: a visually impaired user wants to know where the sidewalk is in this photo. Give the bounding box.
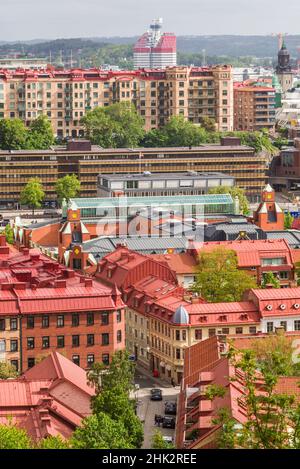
[135,365,180,390]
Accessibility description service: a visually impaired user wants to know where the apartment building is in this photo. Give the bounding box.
[234,83,276,131]
[0,243,125,372]
[0,65,233,137]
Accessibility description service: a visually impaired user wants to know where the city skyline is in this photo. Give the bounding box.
[0,0,300,41]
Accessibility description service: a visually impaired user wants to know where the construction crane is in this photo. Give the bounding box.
[271,32,288,50]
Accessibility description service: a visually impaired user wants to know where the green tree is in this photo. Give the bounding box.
[55,174,81,204]
[284,212,294,230]
[27,115,55,149]
[151,430,174,449]
[261,272,280,289]
[216,348,300,449]
[0,361,18,379]
[250,331,300,376]
[192,247,257,302]
[199,116,216,132]
[71,413,133,449]
[160,115,209,147]
[4,224,14,244]
[208,185,249,215]
[81,102,144,148]
[38,435,70,449]
[20,177,45,215]
[0,119,28,150]
[88,350,135,394]
[83,350,144,449]
[0,422,32,449]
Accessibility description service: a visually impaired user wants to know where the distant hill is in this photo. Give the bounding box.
[0,35,298,69]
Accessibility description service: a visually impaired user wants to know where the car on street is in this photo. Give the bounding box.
[162,436,174,444]
[162,416,175,429]
[164,401,177,415]
[150,388,163,401]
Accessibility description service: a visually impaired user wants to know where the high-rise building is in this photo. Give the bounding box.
[133,18,176,69]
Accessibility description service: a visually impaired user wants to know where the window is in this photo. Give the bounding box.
[117,310,122,323]
[176,349,181,360]
[261,258,285,266]
[72,335,80,347]
[57,315,64,327]
[42,336,50,349]
[87,312,94,325]
[87,354,94,366]
[72,355,80,366]
[57,336,65,348]
[72,313,79,327]
[182,330,186,341]
[117,330,122,343]
[175,330,180,341]
[87,334,94,346]
[249,326,257,334]
[28,358,35,368]
[10,360,18,371]
[195,329,202,340]
[73,258,82,270]
[101,312,109,326]
[27,337,35,349]
[10,340,18,352]
[27,316,35,329]
[10,318,17,330]
[208,328,216,337]
[102,354,109,366]
[235,327,243,334]
[102,333,109,346]
[42,315,49,328]
[222,328,230,335]
[267,322,274,333]
[0,319,5,331]
[294,320,300,331]
[280,321,287,331]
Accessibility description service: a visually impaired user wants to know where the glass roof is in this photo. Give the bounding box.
[69,194,233,209]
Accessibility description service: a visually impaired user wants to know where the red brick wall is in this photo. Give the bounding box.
[21,308,125,371]
[30,223,60,247]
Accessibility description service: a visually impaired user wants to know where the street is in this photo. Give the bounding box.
[134,371,180,449]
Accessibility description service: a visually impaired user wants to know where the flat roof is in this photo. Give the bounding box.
[98,171,235,182]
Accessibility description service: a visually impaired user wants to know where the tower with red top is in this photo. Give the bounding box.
[133,18,177,69]
[253,184,284,231]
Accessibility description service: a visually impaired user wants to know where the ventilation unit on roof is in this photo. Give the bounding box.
[279,304,286,310]
[266,304,273,311]
[294,303,300,309]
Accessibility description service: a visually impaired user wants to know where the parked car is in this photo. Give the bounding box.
[165,401,177,415]
[150,388,163,401]
[162,436,174,444]
[162,416,175,429]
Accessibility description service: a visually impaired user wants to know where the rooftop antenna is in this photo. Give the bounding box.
[70,50,73,68]
[49,50,52,65]
[202,49,206,66]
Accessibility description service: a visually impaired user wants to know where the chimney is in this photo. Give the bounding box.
[84,278,93,287]
[54,279,67,288]
[0,234,6,247]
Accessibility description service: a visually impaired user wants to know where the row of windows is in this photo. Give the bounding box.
[0,311,122,331]
[25,331,122,349]
[26,352,110,369]
[266,320,300,333]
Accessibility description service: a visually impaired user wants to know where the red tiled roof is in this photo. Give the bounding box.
[0,352,94,442]
[152,252,197,274]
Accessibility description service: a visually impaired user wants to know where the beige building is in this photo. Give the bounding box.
[234,84,276,131]
[0,65,233,138]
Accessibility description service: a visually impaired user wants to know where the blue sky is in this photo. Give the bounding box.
[0,0,299,41]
